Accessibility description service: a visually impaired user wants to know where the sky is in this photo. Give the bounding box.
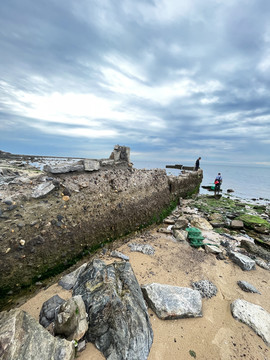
[0,0,270,167]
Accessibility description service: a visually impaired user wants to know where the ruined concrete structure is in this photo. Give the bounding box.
[0,146,203,308]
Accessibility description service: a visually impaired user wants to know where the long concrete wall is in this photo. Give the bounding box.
[0,147,203,307]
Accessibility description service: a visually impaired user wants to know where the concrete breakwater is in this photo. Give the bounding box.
[0,146,203,308]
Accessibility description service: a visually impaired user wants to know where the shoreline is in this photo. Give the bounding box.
[17,195,270,360]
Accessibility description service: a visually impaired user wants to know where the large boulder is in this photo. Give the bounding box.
[54,295,88,341]
[142,283,202,320]
[73,259,153,360]
[0,309,75,360]
[231,299,270,346]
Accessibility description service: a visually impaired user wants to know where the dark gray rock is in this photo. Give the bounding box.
[59,263,88,290]
[0,309,75,360]
[39,294,65,328]
[237,281,261,294]
[73,259,153,360]
[229,251,256,271]
[128,243,155,255]
[192,280,218,298]
[231,299,270,346]
[142,283,202,320]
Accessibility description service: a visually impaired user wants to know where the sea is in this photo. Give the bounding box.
[134,160,270,205]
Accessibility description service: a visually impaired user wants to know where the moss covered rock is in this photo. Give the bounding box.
[236,214,270,234]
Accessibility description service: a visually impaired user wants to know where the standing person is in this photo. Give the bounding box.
[214,173,222,196]
[194,157,201,171]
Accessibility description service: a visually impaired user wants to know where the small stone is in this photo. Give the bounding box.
[62,196,70,202]
[19,239,25,246]
[237,281,261,294]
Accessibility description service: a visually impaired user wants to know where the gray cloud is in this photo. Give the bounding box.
[0,0,270,165]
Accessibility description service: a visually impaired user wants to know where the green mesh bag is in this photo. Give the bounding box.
[186,227,205,247]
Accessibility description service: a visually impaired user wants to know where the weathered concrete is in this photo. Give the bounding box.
[0,148,203,309]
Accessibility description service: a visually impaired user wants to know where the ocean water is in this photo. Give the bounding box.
[134,160,270,204]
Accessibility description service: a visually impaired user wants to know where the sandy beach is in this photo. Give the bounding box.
[19,203,270,360]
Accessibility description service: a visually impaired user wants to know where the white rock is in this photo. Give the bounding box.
[231,299,270,346]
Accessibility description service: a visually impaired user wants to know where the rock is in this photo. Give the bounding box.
[113,145,131,163]
[54,295,88,341]
[84,159,100,172]
[227,189,234,193]
[44,162,84,174]
[32,182,55,199]
[191,280,218,298]
[0,309,75,360]
[237,281,261,294]
[190,216,213,231]
[164,218,175,225]
[110,250,129,261]
[173,217,189,230]
[241,239,270,262]
[100,159,115,166]
[236,214,270,234]
[208,213,224,222]
[77,340,86,352]
[59,263,88,290]
[231,299,270,346]
[229,251,256,271]
[230,220,244,230]
[39,294,65,328]
[73,259,153,360]
[204,244,222,254]
[210,221,226,228]
[157,228,172,234]
[142,283,202,320]
[255,258,270,270]
[173,229,188,242]
[128,243,155,255]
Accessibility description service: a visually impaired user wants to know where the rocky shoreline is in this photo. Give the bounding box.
[0,146,203,310]
[0,193,269,359]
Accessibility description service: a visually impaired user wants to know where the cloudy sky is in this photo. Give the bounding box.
[0,0,270,166]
